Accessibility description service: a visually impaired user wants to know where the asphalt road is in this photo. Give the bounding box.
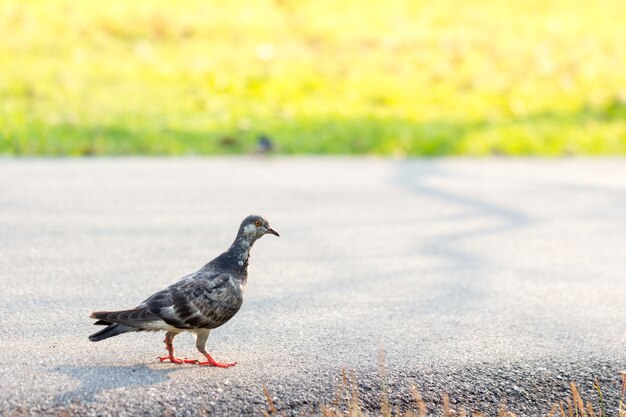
[1,158,624,416]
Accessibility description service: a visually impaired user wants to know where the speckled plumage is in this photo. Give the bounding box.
[89,215,278,366]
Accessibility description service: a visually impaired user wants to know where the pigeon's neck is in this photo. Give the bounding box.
[207,234,256,279]
[226,236,254,270]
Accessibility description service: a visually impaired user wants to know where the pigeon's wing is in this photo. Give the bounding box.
[141,271,244,330]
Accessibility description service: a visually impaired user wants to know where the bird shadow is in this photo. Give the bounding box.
[51,363,178,405]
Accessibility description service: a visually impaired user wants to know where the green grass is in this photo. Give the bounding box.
[1,0,626,155]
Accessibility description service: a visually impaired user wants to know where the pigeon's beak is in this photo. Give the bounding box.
[266,227,280,237]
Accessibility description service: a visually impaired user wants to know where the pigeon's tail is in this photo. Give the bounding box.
[89,307,161,342]
[89,323,135,342]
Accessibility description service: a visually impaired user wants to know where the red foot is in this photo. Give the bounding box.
[157,355,186,364]
[186,353,236,368]
[195,359,237,368]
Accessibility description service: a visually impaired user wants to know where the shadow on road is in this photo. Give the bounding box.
[53,364,177,405]
[393,161,533,267]
[391,161,534,312]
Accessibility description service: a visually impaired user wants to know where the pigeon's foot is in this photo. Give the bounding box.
[195,359,237,368]
[157,355,187,365]
[191,353,236,368]
[158,332,192,364]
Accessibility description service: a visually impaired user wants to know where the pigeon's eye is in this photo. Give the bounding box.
[255,220,262,227]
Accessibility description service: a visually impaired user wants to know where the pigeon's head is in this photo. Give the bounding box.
[239,215,279,241]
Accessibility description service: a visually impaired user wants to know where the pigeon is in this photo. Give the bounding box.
[256,135,275,154]
[89,214,279,368]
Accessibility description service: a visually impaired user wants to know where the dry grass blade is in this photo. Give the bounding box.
[546,404,559,417]
[585,402,596,417]
[325,367,349,415]
[378,348,391,417]
[570,382,587,417]
[410,386,427,417]
[498,402,507,417]
[567,398,578,417]
[320,405,338,417]
[617,371,626,417]
[263,385,279,416]
[442,393,453,417]
[349,370,361,417]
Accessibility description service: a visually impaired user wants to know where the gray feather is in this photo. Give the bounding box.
[89,323,135,341]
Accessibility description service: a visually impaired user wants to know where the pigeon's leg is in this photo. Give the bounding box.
[190,330,236,368]
[157,331,185,364]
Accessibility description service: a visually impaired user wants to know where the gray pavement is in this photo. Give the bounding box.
[0,158,624,416]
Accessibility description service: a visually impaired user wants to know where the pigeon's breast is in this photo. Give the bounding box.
[201,277,244,329]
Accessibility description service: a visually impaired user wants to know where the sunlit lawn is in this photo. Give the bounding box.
[1,0,625,156]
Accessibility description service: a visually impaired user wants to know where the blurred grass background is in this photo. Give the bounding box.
[1,0,625,156]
